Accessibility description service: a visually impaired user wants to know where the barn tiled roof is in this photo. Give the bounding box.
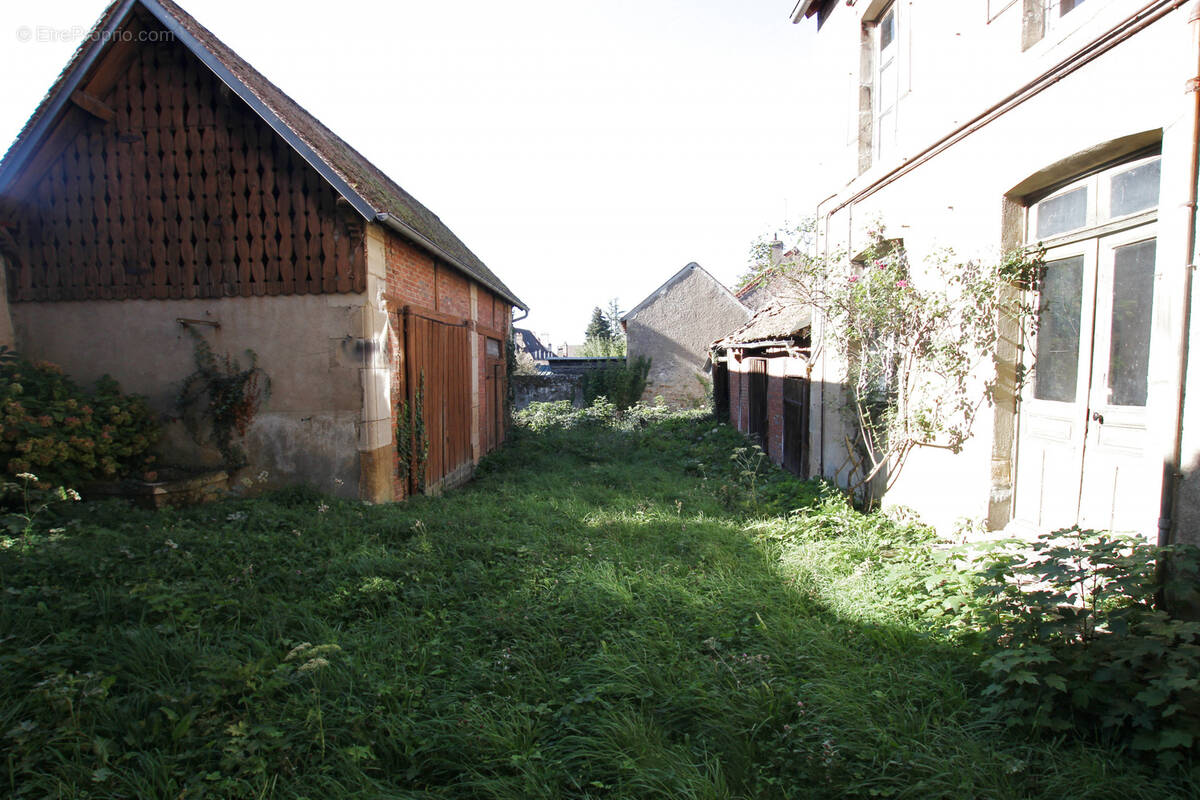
[0,0,526,310]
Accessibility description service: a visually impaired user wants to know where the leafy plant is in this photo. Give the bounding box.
[0,407,1190,797]
[729,444,768,512]
[0,471,80,536]
[737,218,816,294]
[177,330,270,468]
[974,528,1200,765]
[0,349,159,486]
[774,225,1041,504]
[580,356,651,410]
[396,371,429,494]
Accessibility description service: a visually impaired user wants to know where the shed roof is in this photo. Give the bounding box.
[0,0,526,310]
[713,302,811,349]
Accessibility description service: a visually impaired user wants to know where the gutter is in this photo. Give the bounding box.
[791,1,817,24]
[375,212,527,311]
[1160,0,1200,547]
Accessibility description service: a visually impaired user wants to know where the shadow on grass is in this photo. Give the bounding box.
[0,416,1192,799]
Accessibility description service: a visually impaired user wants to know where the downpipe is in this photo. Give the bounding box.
[1159,0,1200,549]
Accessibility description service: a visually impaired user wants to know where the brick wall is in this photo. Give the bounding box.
[726,353,787,467]
[385,235,436,309]
[437,267,471,319]
[381,228,511,500]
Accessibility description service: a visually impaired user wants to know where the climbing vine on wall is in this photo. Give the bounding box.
[177,329,271,468]
[778,226,1042,505]
[396,371,428,494]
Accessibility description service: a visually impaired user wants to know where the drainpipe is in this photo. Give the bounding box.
[813,191,838,478]
[1160,0,1200,547]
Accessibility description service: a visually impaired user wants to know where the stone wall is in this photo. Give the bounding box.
[513,374,583,410]
[624,264,749,408]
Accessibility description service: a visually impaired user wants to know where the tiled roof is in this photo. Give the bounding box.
[713,302,811,348]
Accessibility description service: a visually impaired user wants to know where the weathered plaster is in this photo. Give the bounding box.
[802,0,1194,537]
[624,264,750,408]
[11,293,368,498]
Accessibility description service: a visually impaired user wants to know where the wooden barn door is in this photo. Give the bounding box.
[783,375,810,477]
[482,335,506,453]
[403,306,473,493]
[713,360,730,423]
[748,358,768,447]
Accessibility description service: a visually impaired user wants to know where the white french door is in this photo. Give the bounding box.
[1014,224,1159,536]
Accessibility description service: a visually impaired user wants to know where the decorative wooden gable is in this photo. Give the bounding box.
[2,17,365,302]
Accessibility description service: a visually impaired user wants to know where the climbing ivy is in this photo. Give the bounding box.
[396,372,428,494]
[177,329,270,468]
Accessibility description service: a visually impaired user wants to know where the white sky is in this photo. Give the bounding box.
[0,1,817,346]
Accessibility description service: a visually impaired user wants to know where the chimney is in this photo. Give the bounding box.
[769,236,785,266]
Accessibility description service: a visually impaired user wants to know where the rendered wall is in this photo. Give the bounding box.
[11,293,368,498]
[625,267,750,408]
[799,0,1196,536]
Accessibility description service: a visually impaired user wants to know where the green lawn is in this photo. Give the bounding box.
[0,405,1192,798]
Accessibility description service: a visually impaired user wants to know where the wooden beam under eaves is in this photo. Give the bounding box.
[69,90,115,122]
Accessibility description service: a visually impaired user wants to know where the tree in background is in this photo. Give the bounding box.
[581,300,626,357]
[585,307,612,343]
[737,218,816,296]
[605,298,626,353]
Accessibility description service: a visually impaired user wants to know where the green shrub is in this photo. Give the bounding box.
[0,349,159,487]
[514,400,604,432]
[974,528,1200,765]
[581,356,651,410]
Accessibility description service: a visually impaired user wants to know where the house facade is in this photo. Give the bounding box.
[790,0,1198,544]
[622,262,750,407]
[0,0,525,502]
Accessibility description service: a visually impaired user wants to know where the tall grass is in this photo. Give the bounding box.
[0,404,1191,798]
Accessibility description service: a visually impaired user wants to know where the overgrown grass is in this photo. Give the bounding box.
[0,405,1193,798]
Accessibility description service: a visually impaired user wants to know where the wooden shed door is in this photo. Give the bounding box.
[483,348,505,454]
[404,308,473,493]
[713,360,730,423]
[748,359,768,447]
[783,376,810,477]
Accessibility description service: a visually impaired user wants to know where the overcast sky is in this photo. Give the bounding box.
[0,1,817,345]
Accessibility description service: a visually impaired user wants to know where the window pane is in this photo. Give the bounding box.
[879,8,895,50]
[1110,159,1161,218]
[1036,187,1087,239]
[1108,239,1156,406]
[878,60,897,110]
[1034,255,1084,402]
[1060,0,1085,15]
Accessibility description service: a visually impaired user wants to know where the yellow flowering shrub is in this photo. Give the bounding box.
[0,349,160,486]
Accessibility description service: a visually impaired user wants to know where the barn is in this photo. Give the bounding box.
[0,0,526,501]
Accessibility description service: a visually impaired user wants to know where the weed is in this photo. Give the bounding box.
[0,405,1189,798]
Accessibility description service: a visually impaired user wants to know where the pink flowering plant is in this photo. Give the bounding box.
[0,348,160,488]
[776,226,1041,504]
